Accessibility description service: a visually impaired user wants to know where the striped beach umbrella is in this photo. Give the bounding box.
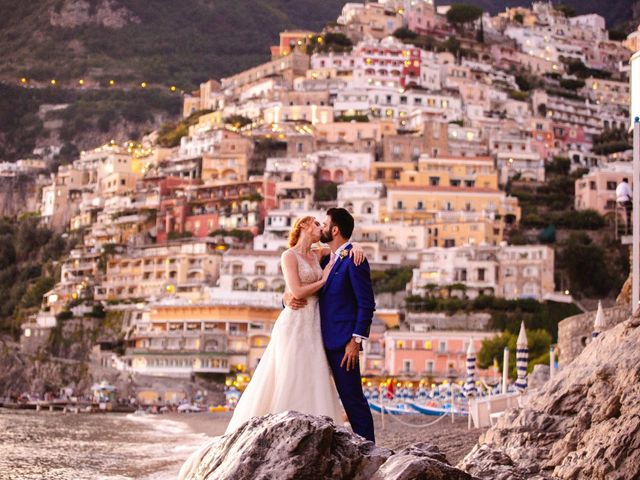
[515,321,528,392]
[464,339,478,397]
[592,300,605,338]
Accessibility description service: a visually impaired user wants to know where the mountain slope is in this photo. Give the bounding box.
[449,0,638,29]
[0,0,348,88]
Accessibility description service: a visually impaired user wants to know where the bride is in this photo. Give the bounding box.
[178,216,364,478]
[224,215,365,433]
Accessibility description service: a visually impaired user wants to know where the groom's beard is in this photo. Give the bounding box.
[320,229,333,244]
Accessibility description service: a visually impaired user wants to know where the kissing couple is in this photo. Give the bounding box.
[179,208,376,478]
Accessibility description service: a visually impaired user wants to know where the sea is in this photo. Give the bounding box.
[0,408,207,480]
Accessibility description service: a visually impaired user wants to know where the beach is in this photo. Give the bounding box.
[165,410,486,465]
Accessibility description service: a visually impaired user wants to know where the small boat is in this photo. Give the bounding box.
[368,401,413,415]
[408,401,467,416]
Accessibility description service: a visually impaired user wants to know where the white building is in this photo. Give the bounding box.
[411,243,555,300]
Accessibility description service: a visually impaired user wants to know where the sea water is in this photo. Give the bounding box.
[0,408,207,480]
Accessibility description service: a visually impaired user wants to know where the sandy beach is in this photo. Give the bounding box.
[165,411,486,465]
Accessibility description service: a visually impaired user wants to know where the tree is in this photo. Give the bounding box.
[446,4,483,26]
[392,27,418,41]
[559,233,612,297]
[554,4,577,18]
[478,328,551,378]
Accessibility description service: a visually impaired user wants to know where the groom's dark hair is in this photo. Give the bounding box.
[327,207,354,239]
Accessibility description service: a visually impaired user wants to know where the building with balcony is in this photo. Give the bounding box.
[94,240,223,302]
[265,156,318,211]
[155,179,277,243]
[411,243,554,300]
[338,181,385,224]
[126,301,280,377]
[496,244,555,300]
[214,250,285,293]
[382,329,496,380]
[574,162,633,216]
[221,52,309,98]
[336,3,403,42]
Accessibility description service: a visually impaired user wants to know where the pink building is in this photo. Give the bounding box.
[406,1,447,36]
[574,163,633,216]
[381,330,497,381]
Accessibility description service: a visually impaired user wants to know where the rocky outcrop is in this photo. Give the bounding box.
[49,0,140,29]
[179,411,476,480]
[372,443,474,480]
[0,175,41,217]
[459,316,640,480]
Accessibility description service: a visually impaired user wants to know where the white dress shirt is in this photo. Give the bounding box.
[616,182,632,203]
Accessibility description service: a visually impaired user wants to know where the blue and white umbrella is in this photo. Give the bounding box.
[515,321,528,392]
[464,339,478,397]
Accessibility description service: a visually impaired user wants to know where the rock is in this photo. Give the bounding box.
[179,411,392,480]
[372,443,476,480]
[179,411,476,480]
[527,364,549,390]
[459,317,640,480]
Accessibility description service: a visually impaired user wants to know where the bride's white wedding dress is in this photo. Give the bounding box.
[224,249,343,434]
[178,249,343,479]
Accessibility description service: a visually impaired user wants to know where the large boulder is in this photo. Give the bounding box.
[179,411,475,480]
[372,443,475,480]
[459,316,640,479]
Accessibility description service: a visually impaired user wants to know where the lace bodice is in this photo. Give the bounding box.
[289,248,323,285]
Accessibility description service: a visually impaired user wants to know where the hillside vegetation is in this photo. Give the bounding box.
[0,0,348,88]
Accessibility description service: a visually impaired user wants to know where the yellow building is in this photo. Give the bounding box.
[127,302,280,377]
[383,156,520,247]
[95,240,223,301]
[201,130,253,182]
[188,111,225,136]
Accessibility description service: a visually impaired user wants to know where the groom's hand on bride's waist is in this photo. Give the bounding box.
[283,292,307,310]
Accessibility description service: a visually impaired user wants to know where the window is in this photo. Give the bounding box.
[439,341,447,353]
[429,176,440,186]
[426,360,434,373]
[396,200,404,210]
[403,360,412,372]
[423,340,432,350]
[444,239,455,248]
[606,181,617,191]
[478,268,486,281]
[417,201,424,210]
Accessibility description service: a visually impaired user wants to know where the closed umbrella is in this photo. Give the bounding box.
[464,339,478,397]
[515,321,528,392]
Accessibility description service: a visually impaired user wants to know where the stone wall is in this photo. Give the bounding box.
[557,304,629,367]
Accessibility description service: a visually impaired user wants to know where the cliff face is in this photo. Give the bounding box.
[0,175,41,217]
[459,316,640,479]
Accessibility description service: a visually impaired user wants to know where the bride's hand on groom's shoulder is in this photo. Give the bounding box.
[349,243,366,266]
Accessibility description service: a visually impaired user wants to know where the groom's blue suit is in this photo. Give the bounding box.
[319,243,376,442]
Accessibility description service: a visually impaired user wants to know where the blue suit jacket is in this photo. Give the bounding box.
[319,245,376,350]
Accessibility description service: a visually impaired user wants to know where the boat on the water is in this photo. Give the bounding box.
[407,401,467,416]
[367,401,413,415]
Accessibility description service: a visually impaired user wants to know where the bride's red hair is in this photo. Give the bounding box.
[288,216,315,248]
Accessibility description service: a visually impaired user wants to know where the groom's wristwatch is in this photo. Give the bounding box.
[354,336,362,344]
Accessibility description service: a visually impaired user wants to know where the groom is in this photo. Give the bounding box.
[286,208,376,443]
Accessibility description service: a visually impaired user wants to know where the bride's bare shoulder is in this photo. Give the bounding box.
[281,249,297,263]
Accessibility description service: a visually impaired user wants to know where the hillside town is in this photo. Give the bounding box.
[10,0,636,403]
